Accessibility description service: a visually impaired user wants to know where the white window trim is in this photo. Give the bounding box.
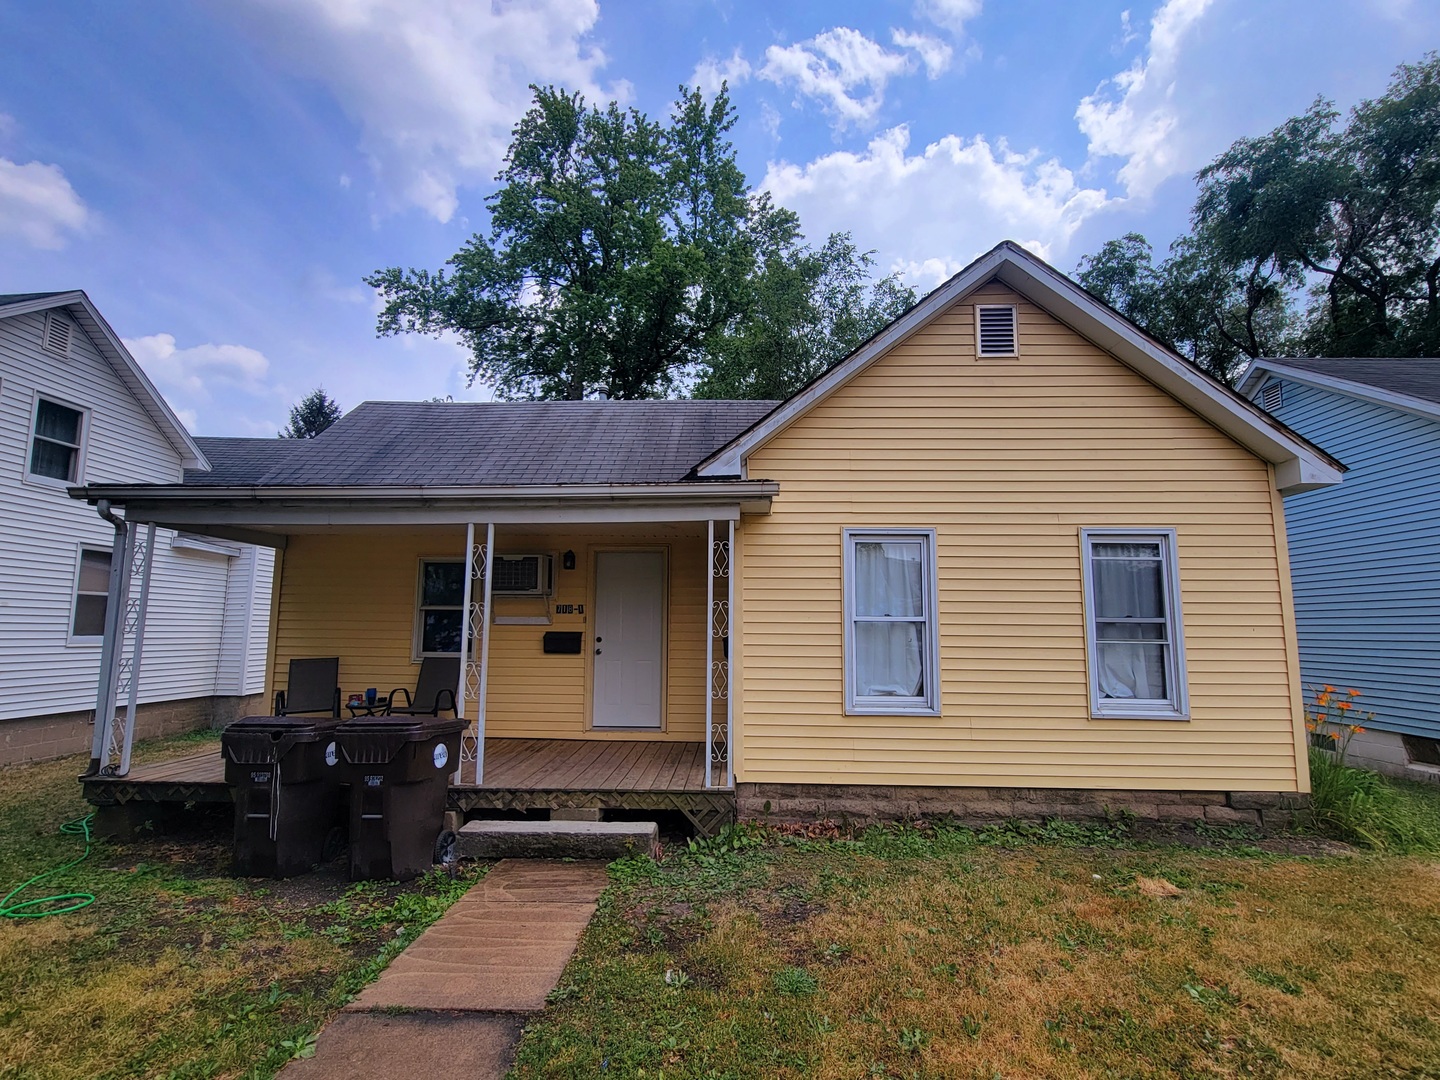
[843,528,942,717]
[974,303,1019,358]
[413,555,465,660]
[1079,528,1189,721]
[67,543,111,646]
[24,390,89,491]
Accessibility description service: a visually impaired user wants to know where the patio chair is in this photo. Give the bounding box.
[273,657,341,717]
[387,656,460,717]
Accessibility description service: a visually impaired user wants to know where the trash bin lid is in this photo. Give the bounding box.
[224,714,338,739]
[336,716,467,740]
[335,716,426,738]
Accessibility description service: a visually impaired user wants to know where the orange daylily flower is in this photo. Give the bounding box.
[1337,701,1351,712]
[1348,688,1361,697]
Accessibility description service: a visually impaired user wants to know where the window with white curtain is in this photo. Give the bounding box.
[1080,529,1188,719]
[844,529,940,715]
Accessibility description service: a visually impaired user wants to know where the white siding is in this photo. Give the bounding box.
[0,307,272,721]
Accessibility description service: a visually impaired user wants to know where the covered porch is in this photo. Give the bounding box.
[71,473,773,834]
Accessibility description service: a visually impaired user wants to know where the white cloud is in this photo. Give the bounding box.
[1075,0,1215,197]
[0,157,89,249]
[691,49,752,94]
[760,26,949,129]
[225,0,613,222]
[918,0,982,36]
[891,30,952,78]
[125,333,273,405]
[763,125,1112,287]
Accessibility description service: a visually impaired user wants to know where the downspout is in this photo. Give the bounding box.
[82,500,129,777]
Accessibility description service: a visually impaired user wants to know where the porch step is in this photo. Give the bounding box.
[458,819,659,860]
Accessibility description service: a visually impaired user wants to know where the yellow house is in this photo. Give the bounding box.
[76,243,1343,833]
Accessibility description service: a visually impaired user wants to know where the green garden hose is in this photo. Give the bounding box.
[0,814,96,918]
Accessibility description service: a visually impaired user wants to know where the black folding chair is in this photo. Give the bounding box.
[387,656,460,716]
[273,657,341,717]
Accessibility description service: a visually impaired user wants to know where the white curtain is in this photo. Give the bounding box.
[1092,543,1167,700]
[854,542,925,697]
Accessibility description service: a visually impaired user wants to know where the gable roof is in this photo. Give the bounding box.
[184,400,778,488]
[0,291,207,470]
[696,241,1344,495]
[1239,358,1440,422]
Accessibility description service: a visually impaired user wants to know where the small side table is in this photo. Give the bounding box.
[345,696,389,717]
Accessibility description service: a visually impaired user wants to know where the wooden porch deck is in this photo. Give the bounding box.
[82,737,733,835]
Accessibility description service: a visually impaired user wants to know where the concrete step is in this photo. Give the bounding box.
[458,819,659,860]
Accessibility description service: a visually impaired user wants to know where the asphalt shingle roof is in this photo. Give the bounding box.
[188,437,312,485]
[1269,358,1440,408]
[0,292,69,306]
[183,400,778,487]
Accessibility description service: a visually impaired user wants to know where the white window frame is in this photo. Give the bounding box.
[413,556,465,660]
[843,528,942,716]
[1080,528,1189,721]
[25,391,89,490]
[68,544,112,645]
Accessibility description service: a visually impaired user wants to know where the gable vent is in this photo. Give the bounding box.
[1260,381,1283,412]
[975,304,1018,357]
[42,311,74,357]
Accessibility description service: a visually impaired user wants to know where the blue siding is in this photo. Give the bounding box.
[1266,378,1440,739]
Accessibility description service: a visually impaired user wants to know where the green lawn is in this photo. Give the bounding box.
[0,731,482,1080]
[512,819,1440,1079]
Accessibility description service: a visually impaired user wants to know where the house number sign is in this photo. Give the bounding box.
[555,604,584,614]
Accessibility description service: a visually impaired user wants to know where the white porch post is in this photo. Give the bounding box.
[457,522,493,786]
[707,519,732,789]
[87,517,134,775]
[87,518,155,777]
[726,517,735,789]
[705,520,714,789]
[116,523,156,775]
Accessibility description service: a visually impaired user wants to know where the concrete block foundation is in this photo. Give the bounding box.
[0,693,264,767]
[737,782,1308,833]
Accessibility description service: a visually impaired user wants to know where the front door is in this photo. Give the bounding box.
[592,551,664,729]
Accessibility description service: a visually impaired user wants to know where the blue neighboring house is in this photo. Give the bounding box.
[1239,358,1440,780]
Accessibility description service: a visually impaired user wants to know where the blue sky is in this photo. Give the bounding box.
[1,0,1435,436]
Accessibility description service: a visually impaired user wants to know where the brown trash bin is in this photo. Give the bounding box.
[221,715,344,878]
[334,715,466,881]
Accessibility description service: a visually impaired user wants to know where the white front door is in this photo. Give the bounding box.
[592,551,664,729]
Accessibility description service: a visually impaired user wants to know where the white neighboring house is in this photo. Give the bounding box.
[0,291,275,765]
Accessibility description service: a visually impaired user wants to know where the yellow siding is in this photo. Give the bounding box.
[739,283,1305,791]
[271,525,707,740]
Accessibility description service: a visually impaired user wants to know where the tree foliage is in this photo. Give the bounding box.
[1078,53,1440,381]
[697,231,916,399]
[279,388,342,439]
[368,84,912,401]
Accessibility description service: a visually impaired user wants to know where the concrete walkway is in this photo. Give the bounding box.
[284,860,609,1079]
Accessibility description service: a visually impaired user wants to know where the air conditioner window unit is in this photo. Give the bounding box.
[491,553,554,596]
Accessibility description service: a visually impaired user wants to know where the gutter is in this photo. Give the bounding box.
[69,480,781,504]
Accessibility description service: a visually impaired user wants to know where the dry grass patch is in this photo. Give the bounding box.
[514,824,1440,1078]
[0,732,482,1079]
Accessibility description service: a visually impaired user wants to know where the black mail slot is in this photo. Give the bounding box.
[543,631,583,655]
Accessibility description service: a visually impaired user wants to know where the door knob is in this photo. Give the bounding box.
[595,648,602,655]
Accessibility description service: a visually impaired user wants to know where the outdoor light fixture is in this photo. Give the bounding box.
[562,550,576,570]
